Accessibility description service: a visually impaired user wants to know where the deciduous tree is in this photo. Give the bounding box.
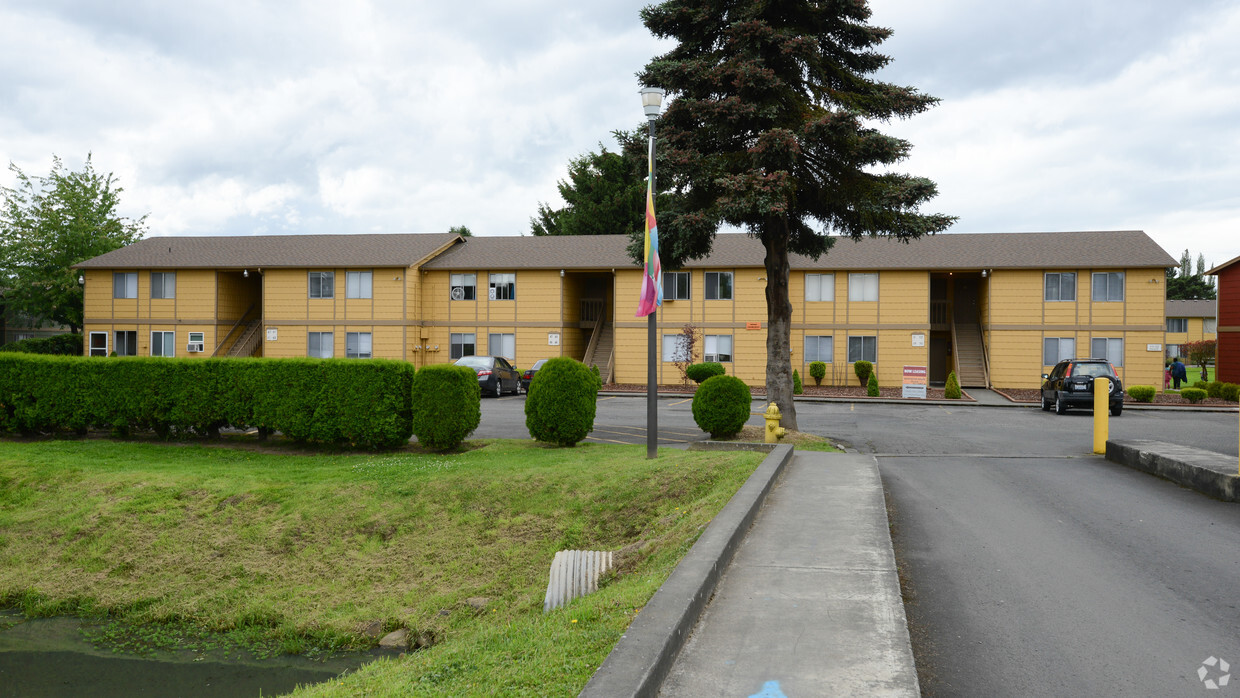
[530,137,648,237]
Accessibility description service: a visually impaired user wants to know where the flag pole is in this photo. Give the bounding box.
[646,117,658,459]
[639,87,664,459]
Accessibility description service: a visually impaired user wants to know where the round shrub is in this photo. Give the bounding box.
[411,364,480,451]
[691,375,752,438]
[1127,385,1156,403]
[854,360,873,385]
[525,357,600,446]
[809,361,826,386]
[685,362,726,384]
[944,371,961,399]
[1222,383,1240,403]
[793,369,803,395]
[1191,380,1209,391]
[1206,381,1225,399]
[1180,388,1207,404]
[866,372,880,397]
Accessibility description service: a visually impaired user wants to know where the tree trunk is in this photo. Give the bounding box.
[763,228,798,431]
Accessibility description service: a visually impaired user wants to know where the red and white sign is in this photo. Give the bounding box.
[902,365,928,398]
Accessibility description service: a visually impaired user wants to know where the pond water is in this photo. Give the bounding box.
[0,613,396,697]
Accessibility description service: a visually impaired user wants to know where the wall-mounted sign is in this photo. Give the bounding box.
[266,328,278,341]
[548,332,560,346]
[746,322,762,330]
[902,365,928,399]
[911,333,925,347]
[1147,343,1162,352]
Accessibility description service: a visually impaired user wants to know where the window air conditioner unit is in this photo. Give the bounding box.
[186,342,204,352]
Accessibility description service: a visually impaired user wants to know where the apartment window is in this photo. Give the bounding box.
[89,332,108,357]
[663,271,690,301]
[704,272,733,300]
[151,272,176,299]
[1166,318,1188,333]
[450,333,476,359]
[1165,344,1181,360]
[346,271,372,299]
[450,273,476,301]
[308,331,334,358]
[704,334,733,362]
[113,331,137,356]
[847,335,877,363]
[805,273,834,302]
[662,334,691,362]
[15,333,35,341]
[488,333,515,360]
[309,271,335,299]
[804,335,834,362]
[1091,337,1124,366]
[1205,318,1217,333]
[150,331,175,357]
[113,272,137,299]
[848,273,878,302]
[1091,272,1124,302]
[1044,272,1076,302]
[1043,337,1076,366]
[488,273,515,301]
[346,332,372,359]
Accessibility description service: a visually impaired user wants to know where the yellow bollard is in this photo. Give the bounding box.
[764,402,787,444]
[1093,376,1109,455]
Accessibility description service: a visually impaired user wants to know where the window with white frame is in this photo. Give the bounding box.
[1166,318,1188,333]
[150,331,175,357]
[450,273,477,301]
[1091,337,1124,366]
[488,273,515,301]
[346,332,372,359]
[1044,272,1076,302]
[309,271,334,299]
[308,331,333,358]
[113,272,137,299]
[187,331,205,353]
[805,335,833,362]
[151,272,176,299]
[1091,272,1124,302]
[663,271,690,301]
[1043,337,1075,365]
[489,333,515,360]
[847,335,877,363]
[1205,318,1217,333]
[662,334,691,362]
[450,333,476,359]
[848,273,878,301]
[114,331,137,356]
[805,273,834,302]
[704,334,733,362]
[346,271,372,299]
[89,332,108,357]
[704,272,733,300]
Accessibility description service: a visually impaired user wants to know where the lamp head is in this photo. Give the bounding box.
[640,87,664,120]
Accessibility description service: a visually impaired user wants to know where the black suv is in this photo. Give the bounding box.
[1041,358,1124,416]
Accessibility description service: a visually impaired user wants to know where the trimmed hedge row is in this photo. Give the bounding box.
[0,333,83,355]
[0,354,414,449]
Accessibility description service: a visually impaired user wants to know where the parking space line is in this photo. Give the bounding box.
[668,398,693,406]
[586,436,633,445]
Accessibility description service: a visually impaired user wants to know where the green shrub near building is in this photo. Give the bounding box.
[692,375,752,438]
[793,369,803,395]
[1180,388,1207,404]
[525,357,601,446]
[411,364,480,451]
[1221,383,1240,403]
[866,372,880,397]
[1127,386,1156,403]
[1206,381,1225,399]
[809,361,826,386]
[685,362,725,384]
[854,360,873,385]
[944,371,962,399]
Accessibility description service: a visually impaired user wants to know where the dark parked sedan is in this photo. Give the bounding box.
[520,359,548,393]
[454,355,520,397]
[1041,357,1124,416]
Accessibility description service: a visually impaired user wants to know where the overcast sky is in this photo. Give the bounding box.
[2,1,1236,270]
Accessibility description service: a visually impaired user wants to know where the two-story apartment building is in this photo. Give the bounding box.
[1163,299,1217,361]
[77,230,1177,391]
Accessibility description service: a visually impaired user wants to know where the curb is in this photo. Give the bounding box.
[1106,440,1240,501]
[596,390,1240,412]
[579,442,795,698]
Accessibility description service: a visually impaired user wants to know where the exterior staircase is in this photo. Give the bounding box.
[953,322,989,387]
[226,320,262,357]
[582,321,614,384]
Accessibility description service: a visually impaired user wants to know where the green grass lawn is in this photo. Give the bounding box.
[0,438,766,695]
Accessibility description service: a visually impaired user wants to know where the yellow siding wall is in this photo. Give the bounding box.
[81,269,218,357]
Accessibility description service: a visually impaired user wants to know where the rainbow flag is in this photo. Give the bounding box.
[636,137,661,317]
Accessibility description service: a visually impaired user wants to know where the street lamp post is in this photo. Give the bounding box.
[641,86,664,459]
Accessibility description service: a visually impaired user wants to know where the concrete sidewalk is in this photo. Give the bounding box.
[658,452,917,697]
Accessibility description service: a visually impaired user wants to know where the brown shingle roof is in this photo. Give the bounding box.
[423,230,1176,271]
[1166,299,1217,318]
[74,233,461,269]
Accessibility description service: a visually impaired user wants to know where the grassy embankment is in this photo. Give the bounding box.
[0,438,769,695]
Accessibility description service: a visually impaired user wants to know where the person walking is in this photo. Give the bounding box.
[1170,356,1187,389]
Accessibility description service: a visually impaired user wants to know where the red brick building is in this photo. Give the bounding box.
[1207,254,1240,383]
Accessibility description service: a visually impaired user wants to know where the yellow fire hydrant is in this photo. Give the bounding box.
[764,402,787,443]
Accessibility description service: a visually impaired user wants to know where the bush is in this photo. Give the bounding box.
[1206,381,1225,399]
[1181,388,1207,404]
[691,375,752,438]
[853,360,873,385]
[685,362,725,384]
[525,357,601,446]
[944,371,961,399]
[809,361,826,386]
[1127,386,1156,403]
[1222,383,1240,403]
[411,364,480,451]
[793,369,803,395]
[0,333,83,355]
[866,372,880,397]
[1191,380,1209,391]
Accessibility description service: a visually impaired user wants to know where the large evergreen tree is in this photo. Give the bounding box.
[636,0,953,429]
[1165,248,1216,300]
